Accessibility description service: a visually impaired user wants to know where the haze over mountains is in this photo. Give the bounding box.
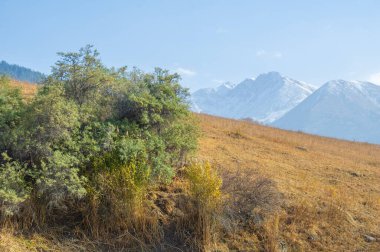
[192,72,380,145]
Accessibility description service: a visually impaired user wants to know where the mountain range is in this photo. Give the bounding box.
[191,72,380,144]
[192,72,315,123]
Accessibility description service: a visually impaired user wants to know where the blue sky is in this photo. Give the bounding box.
[1,0,380,91]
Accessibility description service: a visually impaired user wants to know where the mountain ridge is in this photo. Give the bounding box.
[191,71,315,123]
[273,79,380,144]
[192,73,380,144]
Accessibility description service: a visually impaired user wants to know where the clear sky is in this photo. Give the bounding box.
[1,0,380,91]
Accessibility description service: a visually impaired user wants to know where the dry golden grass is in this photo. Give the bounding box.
[9,79,38,100]
[196,113,380,251]
[0,229,61,252]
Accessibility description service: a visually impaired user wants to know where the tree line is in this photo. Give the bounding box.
[0,60,45,83]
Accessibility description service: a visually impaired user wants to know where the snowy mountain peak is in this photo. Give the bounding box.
[255,71,284,82]
[273,79,380,144]
[215,81,235,92]
[253,72,314,92]
[220,81,235,89]
[324,79,372,91]
[192,82,236,97]
[311,80,380,102]
[192,75,380,144]
[191,72,315,123]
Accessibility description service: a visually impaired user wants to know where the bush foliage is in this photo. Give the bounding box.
[0,45,198,223]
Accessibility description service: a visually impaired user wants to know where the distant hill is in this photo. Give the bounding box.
[0,60,45,83]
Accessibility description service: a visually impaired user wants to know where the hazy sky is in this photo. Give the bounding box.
[1,0,380,90]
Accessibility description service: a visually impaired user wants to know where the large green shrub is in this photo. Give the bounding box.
[0,46,198,231]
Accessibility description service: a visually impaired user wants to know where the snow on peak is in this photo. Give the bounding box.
[255,71,284,83]
[320,79,377,95]
[221,81,235,89]
[274,79,380,144]
[191,72,315,123]
[215,82,235,92]
[192,74,380,144]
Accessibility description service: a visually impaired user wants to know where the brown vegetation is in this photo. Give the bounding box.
[196,113,380,251]
[9,79,38,100]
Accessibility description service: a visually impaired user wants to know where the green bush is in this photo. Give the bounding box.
[0,45,198,239]
[0,153,30,217]
[18,84,81,164]
[36,151,87,209]
[0,77,25,154]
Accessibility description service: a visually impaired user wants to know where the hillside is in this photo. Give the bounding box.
[196,114,380,251]
[1,81,380,251]
[0,60,45,83]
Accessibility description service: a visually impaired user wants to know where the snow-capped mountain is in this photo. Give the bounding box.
[272,80,380,144]
[191,72,315,123]
[190,82,235,113]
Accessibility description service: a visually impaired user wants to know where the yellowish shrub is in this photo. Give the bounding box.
[187,162,222,206]
[182,162,222,251]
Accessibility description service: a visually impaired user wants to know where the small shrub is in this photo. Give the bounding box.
[222,169,283,223]
[220,169,283,250]
[227,129,246,139]
[90,161,149,220]
[83,150,161,248]
[91,153,151,216]
[180,162,222,250]
[187,162,222,205]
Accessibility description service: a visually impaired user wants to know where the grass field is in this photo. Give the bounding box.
[196,113,380,251]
